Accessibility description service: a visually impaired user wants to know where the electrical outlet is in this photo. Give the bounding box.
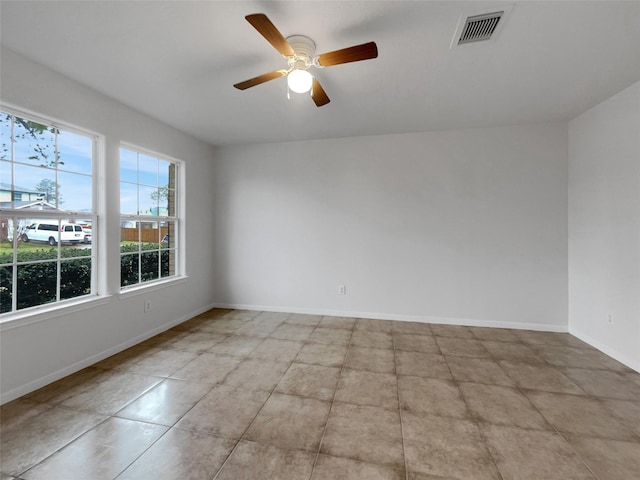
[338,285,346,295]
[144,300,151,313]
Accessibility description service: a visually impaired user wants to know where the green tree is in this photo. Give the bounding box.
[1,113,61,167]
[34,178,63,205]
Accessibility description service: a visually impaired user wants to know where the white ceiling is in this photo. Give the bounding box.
[1,1,639,146]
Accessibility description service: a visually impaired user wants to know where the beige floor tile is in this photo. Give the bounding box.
[566,434,640,480]
[169,353,241,384]
[408,473,460,480]
[175,383,269,439]
[393,333,440,354]
[139,330,188,349]
[249,338,304,362]
[117,428,235,480]
[482,340,543,363]
[115,378,211,426]
[285,313,323,326]
[21,417,166,480]
[23,367,108,404]
[395,351,452,379]
[536,345,614,370]
[1,398,54,431]
[469,327,520,343]
[308,327,352,346]
[398,376,467,418]
[216,440,315,480]
[195,316,248,334]
[275,363,341,401]
[482,425,595,480]
[436,337,490,358]
[254,311,289,322]
[445,355,515,386]
[223,358,290,392]
[515,330,591,349]
[430,324,474,339]
[499,361,585,394]
[354,318,394,333]
[207,334,263,357]
[334,369,398,409]
[402,411,500,480]
[166,331,227,353]
[459,382,550,430]
[318,316,356,330]
[244,393,331,452]
[345,346,396,373]
[269,323,315,342]
[563,367,640,400]
[124,349,200,377]
[602,398,640,436]
[59,371,161,415]
[311,454,405,480]
[350,330,393,349]
[295,342,348,367]
[234,319,280,337]
[320,403,404,469]
[222,309,261,321]
[526,391,640,440]
[0,407,106,476]
[391,321,432,335]
[93,345,158,370]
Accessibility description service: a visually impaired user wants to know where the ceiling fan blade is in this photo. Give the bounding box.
[311,79,330,107]
[234,69,289,90]
[316,41,378,67]
[245,13,295,57]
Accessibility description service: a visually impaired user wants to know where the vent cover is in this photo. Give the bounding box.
[457,11,504,44]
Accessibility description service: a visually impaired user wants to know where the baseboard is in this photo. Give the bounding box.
[0,302,218,405]
[209,302,568,333]
[569,327,640,373]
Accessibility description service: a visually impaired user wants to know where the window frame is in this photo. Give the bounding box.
[118,143,184,291]
[0,105,99,317]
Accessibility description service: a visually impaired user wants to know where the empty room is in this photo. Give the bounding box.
[0,1,639,479]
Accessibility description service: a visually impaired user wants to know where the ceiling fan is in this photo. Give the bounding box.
[234,14,378,107]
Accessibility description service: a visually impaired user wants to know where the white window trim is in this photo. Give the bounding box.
[118,142,186,292]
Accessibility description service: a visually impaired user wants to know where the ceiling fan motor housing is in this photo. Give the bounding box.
[286,35,316,69]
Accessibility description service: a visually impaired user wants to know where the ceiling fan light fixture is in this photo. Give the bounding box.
[287,69,313,93]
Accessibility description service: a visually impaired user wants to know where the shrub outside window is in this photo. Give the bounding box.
[119,146,179,288]
[0,109,95,314]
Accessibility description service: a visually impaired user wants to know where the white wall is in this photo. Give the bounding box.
[0,48,218,403]
[568,81,640,371]
[212,123,568,330]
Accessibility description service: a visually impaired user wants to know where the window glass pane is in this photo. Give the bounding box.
[120,253,138,287]
[14,163,57,206]
[13,116,56,168]
[161,250,175,278]
[17,218,59,256]
[0,113,11,161]
[120,148,138,183]
[141,251,159,282]
[138,154,158,187]
[17,262,57,309]
[0,265,12,313]
[1,160,12,204]
[160,221,174,249]
[57,130,92,175]
[140,220,160,245]
[60,257,91,300]
[58,171,92,212]
[138,185,158,216]
[120,182,138,215]
[121,220,140,253]
[158,160,171,187]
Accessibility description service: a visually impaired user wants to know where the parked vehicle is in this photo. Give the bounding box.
[21,222,84,246]
[83,228,92,243]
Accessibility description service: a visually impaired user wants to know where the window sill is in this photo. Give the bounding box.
[118,275,189,300]
[0,295,113,332]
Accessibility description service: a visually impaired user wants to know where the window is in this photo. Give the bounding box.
[0,109,95,314]
[119,146,180,288]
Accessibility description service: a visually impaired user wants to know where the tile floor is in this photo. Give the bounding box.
[2,308,640,479]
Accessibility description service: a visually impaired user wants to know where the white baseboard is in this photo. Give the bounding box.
[210,302,568,333]
[0,302,218,405]
[569,327,640,373]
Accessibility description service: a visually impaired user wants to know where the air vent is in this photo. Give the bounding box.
[457,11,504,44]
